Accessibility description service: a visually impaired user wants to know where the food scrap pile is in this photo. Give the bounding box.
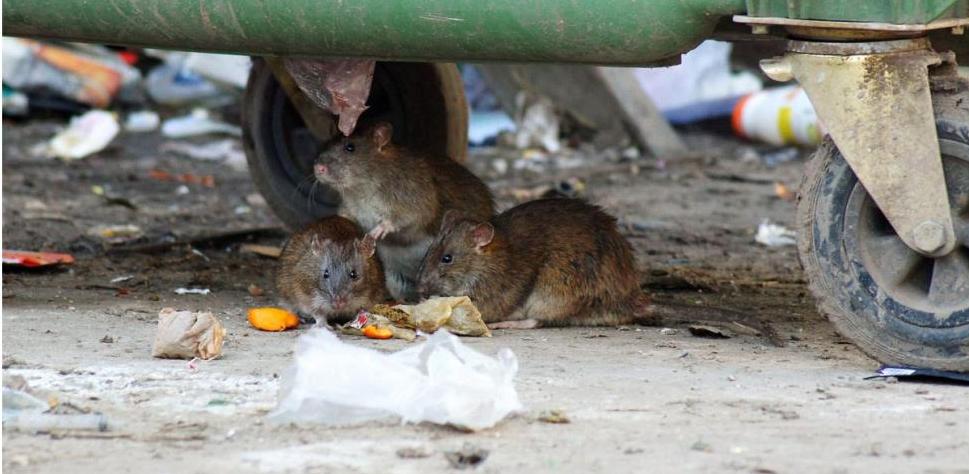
[342,296,491,340]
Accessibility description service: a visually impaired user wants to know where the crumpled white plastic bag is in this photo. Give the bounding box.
[269,329,522,431]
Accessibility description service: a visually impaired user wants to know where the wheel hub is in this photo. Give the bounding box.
[846,140,969,326]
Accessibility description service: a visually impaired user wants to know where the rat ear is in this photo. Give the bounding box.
[372,122,393,151]
[356,234,376,258]
[470,223,495,249]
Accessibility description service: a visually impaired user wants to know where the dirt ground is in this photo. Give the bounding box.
[3,121,968,473]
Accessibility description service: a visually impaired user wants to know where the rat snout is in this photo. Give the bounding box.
[416,281,435,301]
[331,295,349,310]
[313,163,329,178]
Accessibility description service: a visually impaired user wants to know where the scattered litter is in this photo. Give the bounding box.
[175,185,191,195]
[445,443,490,469]
[659,328,678,336]
[88,224,143,244]
[688,325,733,339]
[161,108,241,138]
[123,110,160,133]
[691,440,713,452]
[2,38,140,108]
[2,250,74,268]
[362,325,394,340]
[149,169,216,188]
[514,92,560,152]
[375,296,491,337]
[537,409,571,424]
[774,182,796,201]
[145,51,232,106]
[234,205,251,215]
[239,244,282,258]
[3,85,29,116]
[247,284,265,297]
[4,412,109,433]
[174,288,211,295]
[469,110,516,146]
[3,377,109,433]
[161,139,247,172]
[865,365,969,384]
[190,248,210,262]
[91,185,137,210]
[151,308,226,360]
[99,335,114,344]
[268,329,522,431]
[183,53,251,89]
[342,311,416,341]
[636,40,761,122]
[733,85,820,146]
[396,445,433,459]
[754,219,796,247]
[48,110,119,160]
[110,275,133,284]
[248,307,300,332]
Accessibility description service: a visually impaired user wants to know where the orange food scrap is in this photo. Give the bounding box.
[247,307,300,331]
[362,325,393,340]
[774,182,796,202]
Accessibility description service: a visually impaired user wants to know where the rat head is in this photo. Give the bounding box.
[417,211,496,299]
[309,234,378,315]
[313,122,395,188]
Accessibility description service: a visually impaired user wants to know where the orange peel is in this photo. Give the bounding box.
[248,307,300,332]
[362,325,393,340]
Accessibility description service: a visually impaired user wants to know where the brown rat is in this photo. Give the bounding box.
[276,216,388,325]
[416,198,649,328]
[313,121,494,302]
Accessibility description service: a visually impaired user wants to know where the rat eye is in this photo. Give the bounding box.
[349,270,358,280]
[441,254,453,264]
[322,269,330,279]
[343,142,355,153]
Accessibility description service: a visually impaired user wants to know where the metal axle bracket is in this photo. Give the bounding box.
[761,38,956,256]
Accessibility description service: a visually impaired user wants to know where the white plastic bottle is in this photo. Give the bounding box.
[732,85,823,146]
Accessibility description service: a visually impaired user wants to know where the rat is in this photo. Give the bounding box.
[276,215,388,325]
[416,198,651,328]
[313,121,494,302]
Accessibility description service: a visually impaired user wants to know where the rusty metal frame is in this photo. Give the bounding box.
[761,38,957,256]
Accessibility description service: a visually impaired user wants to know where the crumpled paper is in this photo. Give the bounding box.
[384,296,491,337]
[151,308,226,360]
[269,329,522,431]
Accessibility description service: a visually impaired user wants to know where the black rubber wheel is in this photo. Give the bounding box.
[797,78,969,370]
[241,59,468,229]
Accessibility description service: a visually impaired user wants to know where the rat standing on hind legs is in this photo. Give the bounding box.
[313,121,494,302]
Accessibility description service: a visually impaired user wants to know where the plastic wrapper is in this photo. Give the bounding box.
[269,329,522,431]
[48,110,120,160]
[151,308,226,360]
[283,58,375,136]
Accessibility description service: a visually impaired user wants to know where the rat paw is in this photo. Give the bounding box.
[487,318,539,330]
[368,221,397,240]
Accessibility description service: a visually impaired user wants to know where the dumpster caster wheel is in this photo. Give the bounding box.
[241,59,468,229]
[798,109,969,370]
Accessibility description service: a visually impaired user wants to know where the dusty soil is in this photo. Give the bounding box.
[3,121,968,473]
